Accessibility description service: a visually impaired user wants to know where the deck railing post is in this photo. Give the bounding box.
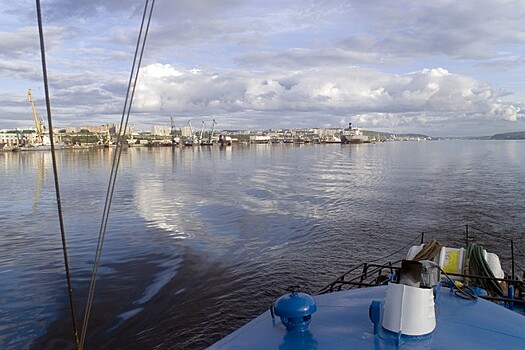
[359,263,368,288]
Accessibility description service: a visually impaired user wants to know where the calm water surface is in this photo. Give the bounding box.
[1,140,525,349]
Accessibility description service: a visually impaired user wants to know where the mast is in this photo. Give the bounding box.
[209,119,216,142]
[188,120,195,142]
[199,120,205,143]
[170,116,175,135]
[170,116,176,144]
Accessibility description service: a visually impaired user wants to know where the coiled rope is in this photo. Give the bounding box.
[465,243,504,296]
[412,239,442,261]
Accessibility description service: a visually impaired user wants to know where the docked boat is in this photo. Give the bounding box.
[340,122,369,144]
[182,137,195,146]
[218,134,232,146]
[207,227,525,349]
[201,120,217,146]
[19,135,64,151]
[321,135,342,143]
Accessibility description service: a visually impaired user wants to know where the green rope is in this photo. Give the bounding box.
[466,243,504,296]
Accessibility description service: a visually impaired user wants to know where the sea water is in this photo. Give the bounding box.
[1,140,524,349]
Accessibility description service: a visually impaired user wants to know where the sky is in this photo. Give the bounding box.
[2,0,525,137]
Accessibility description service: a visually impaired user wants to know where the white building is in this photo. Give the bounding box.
[151,125,171,136]
[180,125,194,137]
[249,135,271,143]
[0,130,21,147]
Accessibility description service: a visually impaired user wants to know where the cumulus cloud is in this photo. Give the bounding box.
[1,0,525,135]
[133,64,521,129]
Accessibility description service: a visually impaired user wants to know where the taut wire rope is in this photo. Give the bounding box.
[78,1,156,349]
[35,0,80,348]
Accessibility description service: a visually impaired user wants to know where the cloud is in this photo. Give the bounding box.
[133,64,522,128]
[348,0,525,60]
[43,0,141,20]
[0,27,38,58]
[1,1,525,136]
[0,25,66,59]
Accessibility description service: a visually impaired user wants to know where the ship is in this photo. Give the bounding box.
[207,228,525,349]
[340,122,369,144]
[27,3,525,349]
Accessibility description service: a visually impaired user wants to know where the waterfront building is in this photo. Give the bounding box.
[0,130,22,147]
[249,135,271,143]
[151,125,171,136]
[180,125,194,137]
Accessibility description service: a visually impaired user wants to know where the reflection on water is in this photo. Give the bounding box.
[1,141,525,349]
[32,153,46,211]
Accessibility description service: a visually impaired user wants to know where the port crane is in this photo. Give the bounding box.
[209,119,216,142]
[27,89,44,143]
[170,116,180,145]
[198,121,205,144]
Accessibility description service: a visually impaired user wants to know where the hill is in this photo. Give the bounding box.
[363,130,430,140]
[490,131,525,140]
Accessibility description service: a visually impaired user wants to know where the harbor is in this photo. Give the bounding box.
[1,120,425,152]
[2,1,525,349]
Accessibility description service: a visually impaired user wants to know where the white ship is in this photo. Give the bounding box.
[340,122,369,144]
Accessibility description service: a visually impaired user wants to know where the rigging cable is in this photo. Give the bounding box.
[368,232,424,264]
[317,232,424,294]
[468,224,517,242]
[35,1,80,348]
[78,1,156,349]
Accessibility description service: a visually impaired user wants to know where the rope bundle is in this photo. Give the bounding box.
[413,239,442,261]
[465,243,504,296]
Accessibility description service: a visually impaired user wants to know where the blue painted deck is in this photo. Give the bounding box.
[207,285,525,349]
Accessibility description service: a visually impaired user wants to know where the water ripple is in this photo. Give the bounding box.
[1,141,525,349]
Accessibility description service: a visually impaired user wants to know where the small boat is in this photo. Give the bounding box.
[218,134,232,146]
[182,137,195,146]
[321,135,342,143]
[207,227,525,349]
[19,138,64,151]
